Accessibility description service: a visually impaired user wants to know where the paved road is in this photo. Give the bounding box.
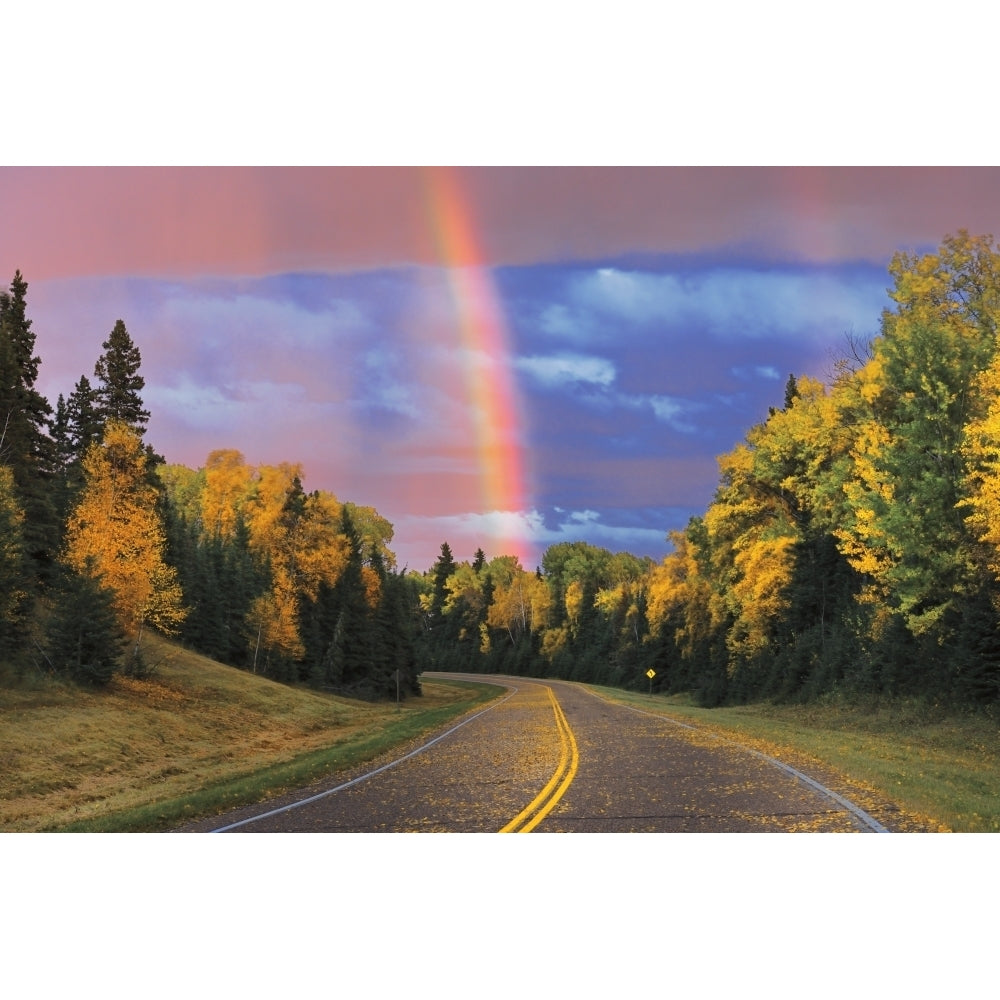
[188,675,916,833]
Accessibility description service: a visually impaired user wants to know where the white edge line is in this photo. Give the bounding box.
[209,686,518,833]
[585,689,891,833]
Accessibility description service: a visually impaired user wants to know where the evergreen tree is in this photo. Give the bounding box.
[381,569,422,697]
[431,541,457,618]
[367,544,421,699]
[65,375,103,458]
[0,270,58,584]
[93,319,151,433]
[46,563,125,686]
[52,376,103,518]
[50,395,73,472]
[0,466,29,658]
[321,508,376,694]
[783,373,799,410]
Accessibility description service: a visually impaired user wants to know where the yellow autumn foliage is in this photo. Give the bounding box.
[730,532,797,653]
[247,577,304,664]
[564,578,584,627]
[488,568,550,642]
[64,421,187,636]
[201,448,255,539]
[961,356,1000,576]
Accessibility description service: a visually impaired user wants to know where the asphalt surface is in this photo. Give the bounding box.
[184,674,921,833]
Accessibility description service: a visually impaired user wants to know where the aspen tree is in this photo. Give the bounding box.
[64,421,187,645]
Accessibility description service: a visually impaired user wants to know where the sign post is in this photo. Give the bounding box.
[646,668,656,696]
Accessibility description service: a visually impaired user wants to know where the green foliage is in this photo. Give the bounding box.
[0,465,29,657]
[46,565,126,686]
[414,233,1000,711]
[93,319,151,434]
[0,271,58,585]
[430,541,457,618]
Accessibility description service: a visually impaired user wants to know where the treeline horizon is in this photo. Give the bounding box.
[6,230,1000,710]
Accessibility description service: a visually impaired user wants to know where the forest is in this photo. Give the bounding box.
[0,281,421,699]
[414,232,1000,708]
[3,231,1000,710]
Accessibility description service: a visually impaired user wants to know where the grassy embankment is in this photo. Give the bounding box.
[0,633,503,833]
[589,685,1000,832]
[5,633,998,833]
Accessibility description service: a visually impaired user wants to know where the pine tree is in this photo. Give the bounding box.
[65,375,103,458]
[783,373,800,410]
[93,319,151,433]
[431,541,456,618]
[377,565,422,698]
[50,395,73,472]
[0,466,29,657]
[52,376,103,518]
[46,564,125,686]
[319,509,375,694]
[0,271,58,583]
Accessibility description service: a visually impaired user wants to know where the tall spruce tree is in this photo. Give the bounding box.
[322,508,376,694]
[52,376,103,518]
[0,466,29,657]
[0,270,58,585]
[93,319,151,433]
[430,541,456,618]
[65,375,103,458]
[46,564,125,686]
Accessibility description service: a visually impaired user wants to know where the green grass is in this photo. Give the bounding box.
[0,634,504,833]
[587,686,1000,832]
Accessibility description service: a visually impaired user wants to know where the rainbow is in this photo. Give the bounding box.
[421,167,535,567]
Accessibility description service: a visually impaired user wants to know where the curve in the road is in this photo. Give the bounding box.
[205,676,892,833]
[499,685,579,833]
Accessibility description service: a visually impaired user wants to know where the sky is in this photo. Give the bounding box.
[6,166,1000,571]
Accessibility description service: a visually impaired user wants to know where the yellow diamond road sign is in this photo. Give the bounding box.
[646,669,656,679]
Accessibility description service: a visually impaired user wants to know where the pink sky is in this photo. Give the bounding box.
[4,167,1000,282]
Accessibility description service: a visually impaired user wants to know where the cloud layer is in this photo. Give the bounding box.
[13,167,1000,569]
[27,253,896,569]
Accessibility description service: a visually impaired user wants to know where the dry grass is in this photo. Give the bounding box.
[0,634,497,832]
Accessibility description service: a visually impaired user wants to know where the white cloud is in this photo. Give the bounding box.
[146,378,313,432]
[395,507,670,565]
[161,288,368,352]
[569,266,888,342]
[648,395,688,423]
[516,353,616,388]
[607,391,702,433]
[512,350,703,433]
[538,303,581,339]
[731,365,782,381]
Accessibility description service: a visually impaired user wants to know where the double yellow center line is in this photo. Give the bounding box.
[500,686,579,833]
